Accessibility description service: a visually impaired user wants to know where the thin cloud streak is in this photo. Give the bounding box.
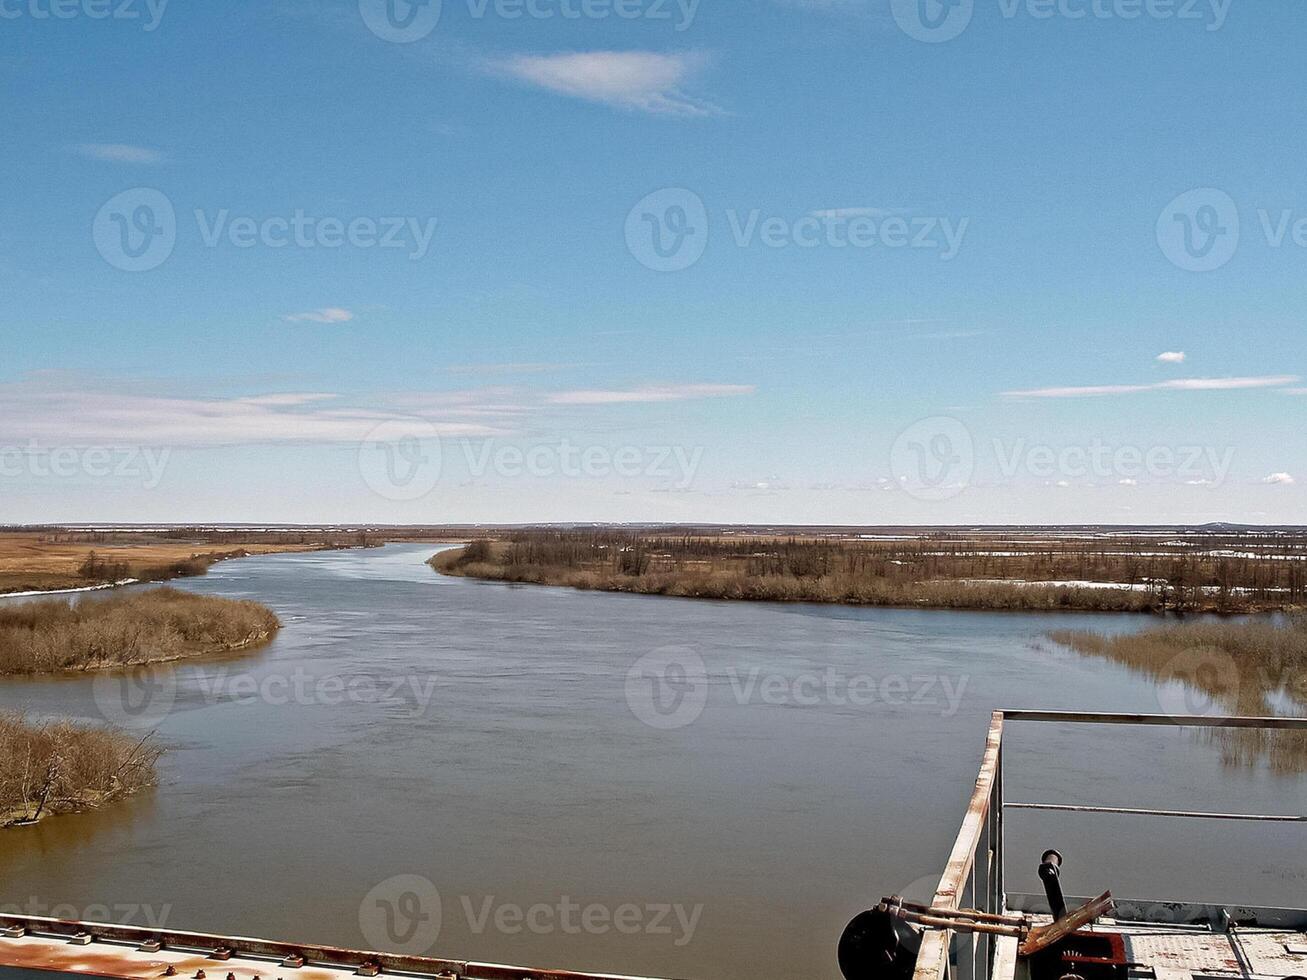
[0,378,757,447]
[1002,375,1299,399]
[492,51,719,116]
[0,385,499,447]
[547,383,756,405]
[283,308,354,324]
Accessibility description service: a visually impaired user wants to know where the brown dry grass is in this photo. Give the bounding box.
[1051,617,1307,770]
[0,587,281,675]
[0,712,162,826]
[0,532,356,595]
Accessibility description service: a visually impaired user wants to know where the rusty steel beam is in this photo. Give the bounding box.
[881,898,1025,927]
[1000,709,1307,730]
[1007,802,1306,821]
[911,709,1005,980]
[0,913,681,980]
[1018,892,1115,957]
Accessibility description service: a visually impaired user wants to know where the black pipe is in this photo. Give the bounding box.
[1039,849,1067,921]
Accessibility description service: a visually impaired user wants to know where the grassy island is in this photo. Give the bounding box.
[0,587,281,676]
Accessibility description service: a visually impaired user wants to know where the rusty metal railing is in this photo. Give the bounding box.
[0,912,683,980]
[909,710,1307,980]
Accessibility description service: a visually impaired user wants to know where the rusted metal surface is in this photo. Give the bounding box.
[0,914,680,980]
[1000,709,1307,730]
[1006,894,1307,931]
[1018,892,1114,957]
[1007,801,1307,821]
[1120,926,1307,977]
[882,898,1024,927]
[906,710,1307,980]
[911,710,1005,980]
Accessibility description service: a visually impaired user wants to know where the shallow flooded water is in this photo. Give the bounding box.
[1,544,1303,980]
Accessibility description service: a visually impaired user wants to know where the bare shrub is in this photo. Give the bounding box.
[0,712,162,826]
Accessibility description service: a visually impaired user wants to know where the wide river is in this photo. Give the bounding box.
[0,544,1303,979]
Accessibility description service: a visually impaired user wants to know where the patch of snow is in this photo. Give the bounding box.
[0,579,139,599]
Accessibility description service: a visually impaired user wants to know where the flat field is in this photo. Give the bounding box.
[0,530,363,594]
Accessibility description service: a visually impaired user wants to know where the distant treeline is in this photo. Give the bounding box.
[33,527,465,547]
[432,530,1307,613]
[77,549,210,585]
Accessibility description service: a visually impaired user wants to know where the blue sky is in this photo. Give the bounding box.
[1,0,1304,524]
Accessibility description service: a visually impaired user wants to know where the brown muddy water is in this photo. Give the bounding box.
[0,544,1303,980]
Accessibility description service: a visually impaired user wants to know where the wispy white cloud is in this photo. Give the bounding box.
[382,387,534,422]
[283,308,355,324]
[74,143,165,164]
[492,51,718,116]
[1262,472,1296,485]
[1002,375,1299,399]
[236,393,339,407]
[1161,376,1290,390]
[0,381,498,448]
[1156,351,1187,364]
[546,383,755,405]
[0,376,757,448]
